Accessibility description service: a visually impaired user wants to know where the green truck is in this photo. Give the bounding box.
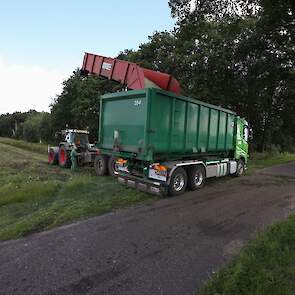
[82,53,250,196]
[95,88,250,196]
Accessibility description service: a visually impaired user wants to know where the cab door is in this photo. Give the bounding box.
[235,118,249,163]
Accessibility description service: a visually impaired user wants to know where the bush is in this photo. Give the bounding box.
[22,112,53,143]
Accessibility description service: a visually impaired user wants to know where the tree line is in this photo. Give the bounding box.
[0,111,53,143]
[1,0,294,151]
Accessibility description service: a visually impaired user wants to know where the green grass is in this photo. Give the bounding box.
[0,137,48,154]
[0,140,155,241]
[247,152,295,174]
[1,138,294,242]
[198,153,295,295]
[197,215,295,295]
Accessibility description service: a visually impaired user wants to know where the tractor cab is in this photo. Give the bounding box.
[55,129,91,150]
[64,129,90,147]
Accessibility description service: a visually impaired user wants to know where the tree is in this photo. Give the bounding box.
[21,112,53,143]
[39,112,54,143]
[0,114,13,137]
[169,0,260,23]
[22,113,42,143]
[49,0,294,151]
[0,110,37,139]
[167,0,295,151]
[50,70,119,141]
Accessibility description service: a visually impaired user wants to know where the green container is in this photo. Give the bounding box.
[98,88,236,162]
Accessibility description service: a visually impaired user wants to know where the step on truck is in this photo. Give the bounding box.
[81,53,250,196]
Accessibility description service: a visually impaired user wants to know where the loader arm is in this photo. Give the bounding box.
[81,52,180,95]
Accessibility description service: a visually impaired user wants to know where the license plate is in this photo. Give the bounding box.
[148,169,167,181]
[118,165,129,173]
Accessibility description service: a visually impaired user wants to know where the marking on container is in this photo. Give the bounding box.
[134,99,142,106]
[102,62,112,71]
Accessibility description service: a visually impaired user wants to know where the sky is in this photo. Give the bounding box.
[0,0,175,114]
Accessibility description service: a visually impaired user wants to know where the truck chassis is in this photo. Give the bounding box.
[116,158,245,196]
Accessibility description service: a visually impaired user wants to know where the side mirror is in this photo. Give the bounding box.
[249,127,253,140]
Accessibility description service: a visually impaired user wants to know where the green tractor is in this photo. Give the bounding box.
[48,129,98,168]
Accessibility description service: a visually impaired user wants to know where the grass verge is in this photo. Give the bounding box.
[247,152,295,174]
[0,141,155,241]
[197,215,295,295]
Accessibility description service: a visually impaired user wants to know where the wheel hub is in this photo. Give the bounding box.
[194,171,204,186]
[173,174,185,192]
[238,163,244,175]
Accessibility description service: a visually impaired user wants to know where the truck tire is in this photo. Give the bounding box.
[48,148,58,165]
[108,157,119,177]
[187,165,205,190]
[168,167,187,196]
[234,159,245,177]
[59,146,71,168]
[94,155,109,176]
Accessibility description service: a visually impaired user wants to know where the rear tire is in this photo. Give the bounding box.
[187,165,206,190]
[168,167,187,196]
[108,156,119,177]
[94,155,109,176]
[58,146,71,168]
[48,148,58,165]
[234,159,245,177]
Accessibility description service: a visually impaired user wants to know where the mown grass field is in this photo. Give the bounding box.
[0,138,155,241]
[0,137,48,154]
[0,137,295,242]
[197,214,295,295]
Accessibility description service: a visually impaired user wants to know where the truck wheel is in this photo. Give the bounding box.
[94,155,109,176]
[187,165,205,190]
[168,167,187,196]
[108,157,119,177]
[234,159,245,177]
[48,148,58,165]
[59,146,71,168]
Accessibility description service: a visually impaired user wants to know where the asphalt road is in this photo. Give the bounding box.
[1,162,295,295]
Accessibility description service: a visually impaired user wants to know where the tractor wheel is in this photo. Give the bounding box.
[58,146,71,168]
[94,155,109,176]
[108,157,119,177]
[48,148,58,165]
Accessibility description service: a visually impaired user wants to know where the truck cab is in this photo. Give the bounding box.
[235,118,250,173]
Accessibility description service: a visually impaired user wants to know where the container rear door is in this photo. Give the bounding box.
[99,93,148,154]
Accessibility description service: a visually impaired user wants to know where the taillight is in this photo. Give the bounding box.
[152,163,167,171]
[116,158,127,165]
